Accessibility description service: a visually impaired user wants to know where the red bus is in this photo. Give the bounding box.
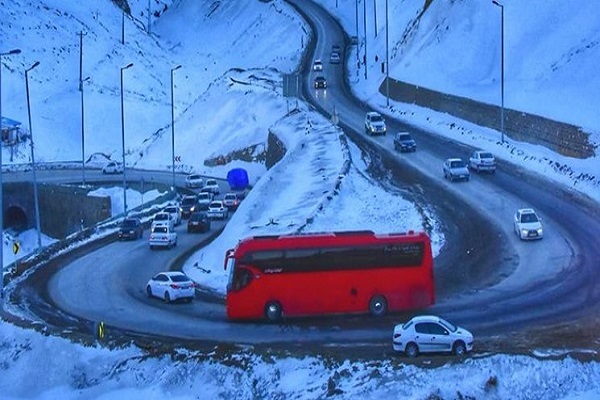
[224,230,435,321]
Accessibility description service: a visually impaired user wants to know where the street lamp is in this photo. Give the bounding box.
[0,48,21,304]
[385,0,389,107]
[25,61,42,250]
[120,62,133,215]
[80,76,90,186]
[492,0,505,143]
[170,64,181,191]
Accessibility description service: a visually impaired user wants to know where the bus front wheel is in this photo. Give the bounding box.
[368,295,388,317]
[265,301,283,322]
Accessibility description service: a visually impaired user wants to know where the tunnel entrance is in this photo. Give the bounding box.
[5,205,28,232]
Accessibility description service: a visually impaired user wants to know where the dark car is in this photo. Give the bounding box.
[187,212,211,233]
[118,217,143,240]
[180,195,198,219]
[314,76,327,89]
[393,132,417,152]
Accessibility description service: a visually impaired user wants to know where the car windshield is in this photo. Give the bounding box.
[191,213,206,221]
[170,275,190,283]
[370,115,383,122]
[152,226,167,233]
[450,160,466,168]
[480,152,494,159]
[210,202,221,207]
[165,207,176,213]
[207,180,217,185]
[154,214,169,221]
[188,175,200,180]
[198,194,210,200]
[399,134,412,141]
[521,213,539,223]
[225,194,235,200]
[121,219,137,227]
[438,317,458,333]
[182,197,196,206]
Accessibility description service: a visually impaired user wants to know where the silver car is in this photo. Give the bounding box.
[443,158,470,182]
[393,315,474,357]
[207,200,229,220]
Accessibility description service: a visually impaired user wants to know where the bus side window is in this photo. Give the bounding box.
[232,267,254,291]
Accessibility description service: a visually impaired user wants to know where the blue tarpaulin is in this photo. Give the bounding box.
[227,168,249,190]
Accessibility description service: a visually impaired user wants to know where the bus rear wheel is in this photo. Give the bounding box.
[368,295,388,317]
[264,301,283,322]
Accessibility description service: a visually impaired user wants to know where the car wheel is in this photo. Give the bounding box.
[150,245,155,250]
[453,341,467,356]
[368,295,388,317]
[264,301,283,322]
[146,285,152,298]
[405,342,419,358]
[164,291,171,303]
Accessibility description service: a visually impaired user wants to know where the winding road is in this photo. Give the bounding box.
[7,0,600,352]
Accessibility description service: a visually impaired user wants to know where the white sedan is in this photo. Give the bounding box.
[146,271,195,303]
[393,315,473,357]
[185,174,204,188]
[148,225,177,250]
[207,200,228,220]
[163,205,182,226]
[514,208,543,240]
[102,161,123,174]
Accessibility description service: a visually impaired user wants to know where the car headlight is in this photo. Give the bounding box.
[537,228,543,234]
[521,229,528,236]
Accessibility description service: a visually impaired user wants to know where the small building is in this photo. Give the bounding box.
[1,116,22,144]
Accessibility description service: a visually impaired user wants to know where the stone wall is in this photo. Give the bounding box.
[379,77,596,159]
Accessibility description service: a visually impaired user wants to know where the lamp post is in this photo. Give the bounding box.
[385,0,389,107]
[79,30,89,186]
[492,0,505,143]
[170,64,181,191]
[120,63,133,215]
[25,61,42,250]
[0,48,21,305]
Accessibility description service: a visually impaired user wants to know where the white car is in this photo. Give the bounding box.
[514,208,543,240]
[151,211,175,231]
[313,59,323,71]
[146,271,194,303]
[393,315,474,357]
[102,161,123,174]
[364,111,386,136]
[203,178,220,195]
[207,200,229,220]
[196,192,214,211]
[469,150,496,173]
[185,174,204,188]
[148,225,177,250]
[163,205,182,226]
[443,158,470,182]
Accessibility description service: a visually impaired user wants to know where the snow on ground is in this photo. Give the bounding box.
[1,0,599,399]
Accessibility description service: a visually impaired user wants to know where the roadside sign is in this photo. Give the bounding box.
[13,241,20,255]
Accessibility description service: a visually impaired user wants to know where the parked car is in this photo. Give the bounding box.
[443,158,470,182]
[330,51,341,64]
[207,200,229,220]
[151,211,175,231]
[148,225,177,250]
[312,59,323,71]
[187,211,211,233]
[514,208,543,240]
[102,161,123,174]
[364,111,386,136]
[118,217,143,240]
[146,271,195,303]
[393,132,417,152]
[331,43,341,52]
[179,195,198,219]
[314,75,327,89]
[196,192,213,211]
[203,178,220,195]
[392,315,474,357]
[185,174,204,188]
[223,192,243,211]
[469,150,496,173]
[163,205,182,226]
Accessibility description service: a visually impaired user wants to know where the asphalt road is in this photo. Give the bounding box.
[7,0,600,352]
